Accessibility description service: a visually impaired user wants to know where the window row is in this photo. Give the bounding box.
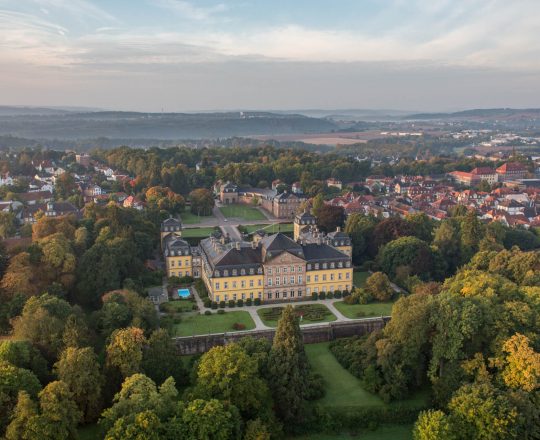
[215,291,263,302]
[267,290,303,300]
[306,272,350,282]
[214,279,263,290]
[169,259,191,267]
[266,266,303,275]
[214,267,262,277]
[267,275,303,286]
[306,261,351,270]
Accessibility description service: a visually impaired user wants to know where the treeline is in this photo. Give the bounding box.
[330,246,540,439]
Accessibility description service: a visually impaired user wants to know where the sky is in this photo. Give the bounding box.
[1,0,539,112]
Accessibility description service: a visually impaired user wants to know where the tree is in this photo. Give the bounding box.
[5,391,37,440]
[100,374,178,434]
[62,314,91,348]
[181,399,239,440]
[54,347,103,422]
[413,409,456,440]
[448,382,519,440]
[372,217,415,251]
[0,340,49,383]
[32,380,82,440]
[145,186,185,214]
[378,236,434,280]
[344,213,377,262]
[142,329,187,386]
[243,418,272,440]
[311,193,324,216]
[0,252,39,300]
[189,188,214,216]
[433,220,461,276]
[365,272,394,301]
[195,343,270,418]
[0,361,41,433]
[406,212,435,243]
[460,211,483,262]
[105,410,161,440]
[37,232,77,290]
[498,333,540,392]
[0,212,17,239]
[268,305,309,426]
[316,205,345,233]
[11,294,74,361]
[55,172,78,200]
[106,327,147,378]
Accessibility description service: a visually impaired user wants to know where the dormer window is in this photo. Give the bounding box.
[224,270,229,277]
[214,270,220,277]
[232,269,237,276]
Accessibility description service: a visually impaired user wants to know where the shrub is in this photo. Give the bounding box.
[334,291,342,299]
[219,301,226,308]
[342,289,350,297]
[311,292,318,300]
[192,304,198,311]
[254,298,261,306]
[217,309,225,315]
[237,299,243,307]
[204,310,212,316]
[178,275,194,285]
[228,300,236,308]
[211,301,218,309]
[305,372,326,401]
[365,272,394,301]
[326,291,334,299]
[232,322,246,330]
[203,298,211,308]
[194,279,209,299]
[245,298,252,306]
[168,276,181,286]
[318,292,326,300]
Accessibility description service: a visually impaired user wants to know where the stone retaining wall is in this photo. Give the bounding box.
[173,317,390,355]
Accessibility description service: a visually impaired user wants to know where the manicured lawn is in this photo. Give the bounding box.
[220,204,267,220]
[257,304,337,327]
[181,227,216,238]
[181,210,214,224]
[173,310,256,336]
[244,223,270,233]
[353,271,369,288]
[244,223,294,234]
[290,424,413,440]
[334,301,394,318]
[160,300,196,313]
[306,342,385,408]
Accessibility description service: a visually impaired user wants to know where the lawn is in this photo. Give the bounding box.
[306,342,385,408]
[290,424,413,440]
[257,304,337,327]
[181,227,216,238]
[160,300,197,313]
[353,271,369,288]
[181,210,214,224]
[173,310,256,336]
[244,223,294,234]
[334,301,394,318]
[219,204,267,220]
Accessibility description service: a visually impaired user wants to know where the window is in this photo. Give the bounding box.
[249,280,254,287]
[290,290,295,298]
[346,272,350,279]
[249,268,254,275]
[224,294,228,301]
[314,275,319,282]
[314,287,319,293]
[232,269,237,276]
[322,274,327,281]
[224,282,228,289]
[283,267,288,273]
[268,268,272,275]
[275,277,280,286]
[258,268,263,274]
[241,269,245,275]
[338,273,342,280]
[224,270,229,277]
[299,275,303,284]
[276,267,280,274]
[283,291,287,299]
[330,273,334,281]
[258,292,262,299]
[306,287,310,294]
[267,292,273,300]
[338,262,343,268]
[298,290,303,297]
[170,260,175,267]
[298,266,303,272]
[258,279,262,286]
[241,280,245,288]
[275,291,280,299]
[315,263,319,270]
[291,266,295,272]
[322,263,327,269]
[268,279,273,286]
[215,270,220,277]
[290,276,295,284]
[233,281,237,288]
[250,292,254,299]
[330,262,335,268]
[307,264,311,270]
[233,293,237,300]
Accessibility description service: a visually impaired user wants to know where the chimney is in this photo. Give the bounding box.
[336,226,341,232]
[317,237,322,245]
[235,241,241,251]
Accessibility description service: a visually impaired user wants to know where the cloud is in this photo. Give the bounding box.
[151,0,227,21]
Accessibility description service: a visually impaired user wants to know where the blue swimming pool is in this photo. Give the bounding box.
[177,288,190,298]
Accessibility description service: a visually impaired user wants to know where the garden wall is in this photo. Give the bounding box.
[173,317,390,355]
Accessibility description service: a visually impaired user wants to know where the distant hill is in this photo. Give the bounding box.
[0,110,338,140]
[405,108,540,120]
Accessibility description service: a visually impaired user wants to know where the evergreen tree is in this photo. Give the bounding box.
[268,305,309,427]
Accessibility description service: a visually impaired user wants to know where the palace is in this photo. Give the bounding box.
[161,211,353,304]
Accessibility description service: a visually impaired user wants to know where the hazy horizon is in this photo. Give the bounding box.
[1,1,539,112]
